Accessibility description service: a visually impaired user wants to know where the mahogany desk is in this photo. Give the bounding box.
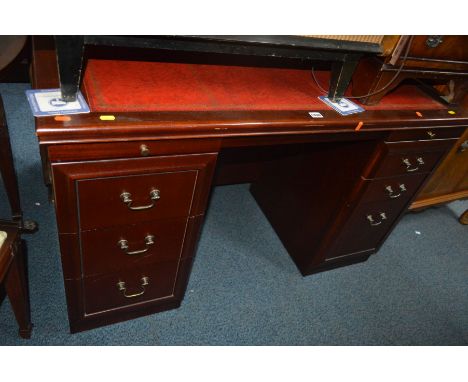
[32,37,468,333]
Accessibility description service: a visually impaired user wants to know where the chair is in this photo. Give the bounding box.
[0,94,36,339]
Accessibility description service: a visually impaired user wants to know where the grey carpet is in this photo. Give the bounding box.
[0,83,467,345]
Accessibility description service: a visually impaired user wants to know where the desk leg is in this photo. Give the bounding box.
[328,54,360,101]
[54,36,85,102]
[0,96,22,222]
[5,240,33,339]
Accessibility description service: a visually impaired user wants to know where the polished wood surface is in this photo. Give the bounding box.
[411,128,468,210]
[31,36,468,332]
[0,96,32,339]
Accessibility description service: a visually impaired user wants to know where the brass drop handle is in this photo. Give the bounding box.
[120,189,160,211]
[117,277,149,298]
[385,184,407,199]
[367,212,387,226]
[140,144,150,156]
[427,131,436,139]
[402,157,424,172]
[117,235,155,255]
[458,140,468,154]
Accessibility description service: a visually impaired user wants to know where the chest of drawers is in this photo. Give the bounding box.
[52,153,216,332]
[250,126,465,275]
[321,128,462,267]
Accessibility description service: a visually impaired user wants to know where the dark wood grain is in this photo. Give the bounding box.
[250,139,382,273]
[81,217,189,277]
[83,259,180,315]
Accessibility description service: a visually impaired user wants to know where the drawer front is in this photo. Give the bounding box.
[48,139,221,162]
[81,218,188,277]
[359,173,427,205]
[386,126,466,143]
[83,260,179,315]
[325,199,403,260]
[372,149,445,178]
[78,170,197,230]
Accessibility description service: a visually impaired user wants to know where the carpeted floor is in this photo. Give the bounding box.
[0,83,467,345]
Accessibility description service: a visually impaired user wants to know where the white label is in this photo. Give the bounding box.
[309,112,324,118]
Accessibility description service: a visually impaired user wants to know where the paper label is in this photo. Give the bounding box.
[26,89,90,117]
[318,96,364,116]
[308,112,324,118]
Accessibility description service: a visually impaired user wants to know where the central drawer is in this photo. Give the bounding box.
[80,217,189,277]
[77,170,198,230]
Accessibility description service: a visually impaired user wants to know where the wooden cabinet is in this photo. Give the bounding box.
[352,35,468,105]
[51,153,217,332]
[411,128,468,211]
[251,126,464,275]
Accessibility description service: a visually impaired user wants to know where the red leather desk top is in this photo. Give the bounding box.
[82,59,445,113]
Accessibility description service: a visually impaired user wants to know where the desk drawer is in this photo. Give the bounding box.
[81,218,188,277]
[373,150,444,178]
[325,199,401,260]
[52,154,217,234]
[358,173,427,205]
[48,139,221,162]
[78,170,197,230]
[386,126,466,143]
[83,260,179,315]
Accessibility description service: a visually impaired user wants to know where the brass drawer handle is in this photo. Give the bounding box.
[426,35,443,48]
[120,189,160,211]
[140,144,150,156]
[427,131,436,139]
[117,235,155,255]
[402,157,424,172]
[385,184,407,199]
[117,276,149,298]
[458,140,468,154]
[367,212,387,226]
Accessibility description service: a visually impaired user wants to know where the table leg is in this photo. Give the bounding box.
[5,240,33,339]
[328,54,360,101]
[0,96,22,222]
[54,36,85,102]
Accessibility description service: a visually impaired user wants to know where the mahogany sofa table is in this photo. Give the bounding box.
[32,37,468,333]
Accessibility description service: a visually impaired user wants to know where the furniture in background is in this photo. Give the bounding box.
[410,129,468,223]
[53,35,384,102]
[0,95,35,339]
[0,36,30,83]
[31,37,468,333]
[352,35,468,106]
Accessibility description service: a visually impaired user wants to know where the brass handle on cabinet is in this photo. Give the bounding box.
[385,184,407,199]
[117,276,149,298]
[367,212,387,226]
[458,140,468,154]
[140,144,150,156]
[117,235,155,255]
[426,35,443,48]
[402,157,424,172]
[120,189,160,211]
[427,131,436,139]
